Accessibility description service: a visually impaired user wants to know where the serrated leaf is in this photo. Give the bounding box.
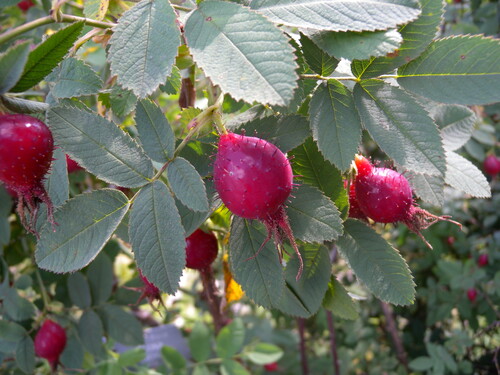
[67,273,91,309]
[58,333,84,370]
[309,80,361,171]
[308,29,402,61]
[167,157,208,212]
[406,173,444,206]
[229,114,310,153]
[135,99,175,162]
[397,36,500,105]
[299,33,338,76]
[430,104,477,151]
[97,304,144,345]
[160,65,182,95]
[0,41,30,94]
[47,104,154,188]
[290,137,348,219]
[189,322,211,362]
[185,1,298,106]
[177,198,211,237]
[274,244,331,317]
[2,288,35,321]
[11,22,84,93]
[87,252,114,305]
[323,277,359,320]
[129,181,185,294]
[78,310,104,356]
[108,0,181,98]
[244,343,283,365]
[48,57,102,98]
[0,95,49,113]
[109,86,137,117]
[337,220,415,305]
[445,151,491,198]
[352,0,444,78]
[250,0,421,32]
[15,335,35,374]
[216,319,245,359]
[35,189,130,273]
[354,79,445,176]
[287,184,343,243]
[229,217,284,309]
[0,321,25,354]
[84,0,109,20]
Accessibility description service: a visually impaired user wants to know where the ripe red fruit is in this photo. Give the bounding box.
[477,254,488,267]
[17,0,35,12]
[213,132,303,279]
[483,154,500,177]
[185,229,219,270]
[467,288,477,303]
[264,362,279,372]
[353,155,461,248]
[66,154,83,173]
[346,181,368,220]
[34,319,67,371]
[0,114,55,234]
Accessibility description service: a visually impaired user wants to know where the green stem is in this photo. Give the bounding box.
[172,4,194,12]
[0,14,115,46]
[21,237,51,312]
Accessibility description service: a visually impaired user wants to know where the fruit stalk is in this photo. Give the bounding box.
[326,310,340,375]
[297,318,310,375]
[199,266,227,334]
[380,301,409,369]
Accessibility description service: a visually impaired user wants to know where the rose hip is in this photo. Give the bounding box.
[34,319,66,371]
[185,229,219,270]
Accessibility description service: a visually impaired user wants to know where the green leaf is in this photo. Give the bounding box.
[161,346,187,374]
[229,114,310,153]
[299,33,338,76]
[87,252,114,305]
[0,41,30,94]
[185,1,298,106]
[406,173,444,207]
[129,181,186,294]
[0,186,12,247]
[67,272,91,309]
[118,348,146,367]
[2,288,35,321]
[430,104,477,151]
[444,151,491,198]
[352,0,444,78]
[216,318,245,359]
[48,57,102,98]
[397,36,500,105]
[135,99,175,163]
[84,0,109,20]
[15,335,35,374]
[108,0,180,98]
[78,309,104,356]
[167,157,208,212]
[274,244,331,317]
[59,333,84,370]
[160,65,182,95]
[307,29,402,61]
[44,147,69,208]
[354,79,445,176]
[108,85,137,117]
[337,219,415,305]
[0,321,25,354]
[193,365,211,375]
[309,80,361,171]
[0,95,49,113]
[221,359,251,375]
[229,217,284,309]
[97,304,144,345]
[287,184,343,243]
[250,0,421,32]
[244,343,283,365]
[323,277,359,320]
[35,189,130,273]
[47,104,154,188]
[177,198,211,237]
[409,356,434,371]
[188,321,211,362]
[11,22,84,93]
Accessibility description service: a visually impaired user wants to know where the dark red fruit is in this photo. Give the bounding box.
[0,114,55,234]
[66,154,83,173]
[467,288,477,303]
[213,132,303,279]
[483,154,500,177]
[264,362,279,372]
[354,155,461,249]
[34,319,66,371]
[17,0,34,11]
[477,254,488,267]
[185,229,218,270]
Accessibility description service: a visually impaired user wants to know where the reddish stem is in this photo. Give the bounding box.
[199,266,227,334]
[297,318,309,375]
[380,301,409,369]
[326,310,340,375]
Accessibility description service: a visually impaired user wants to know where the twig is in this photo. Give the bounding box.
[297,318,310,375]
[199,266,227,334]
[380,301,409,369]
[494,346,500,374]
[326,310,340,375]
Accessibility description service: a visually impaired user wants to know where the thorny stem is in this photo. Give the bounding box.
[380,301,409,370]
[326,311,341,375]
[0,14,115,46]
[297,318,310,375]
[199,266,227,334]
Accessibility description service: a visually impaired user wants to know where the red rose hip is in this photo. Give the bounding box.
[34,319,66,370]
[185,229,218,270]
[483,154,500,177]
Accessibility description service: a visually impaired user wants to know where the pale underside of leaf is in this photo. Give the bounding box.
[445,151,491,198]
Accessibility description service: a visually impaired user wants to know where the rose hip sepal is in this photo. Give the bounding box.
[0,114,55,235]
[353,155,461,249]
[126,269,166,312]
[213,132,303,280]
[34,319,67,371]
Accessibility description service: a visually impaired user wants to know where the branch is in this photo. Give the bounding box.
[380,301,409,369]
[326,310,340,375]
[297,318,310,375]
